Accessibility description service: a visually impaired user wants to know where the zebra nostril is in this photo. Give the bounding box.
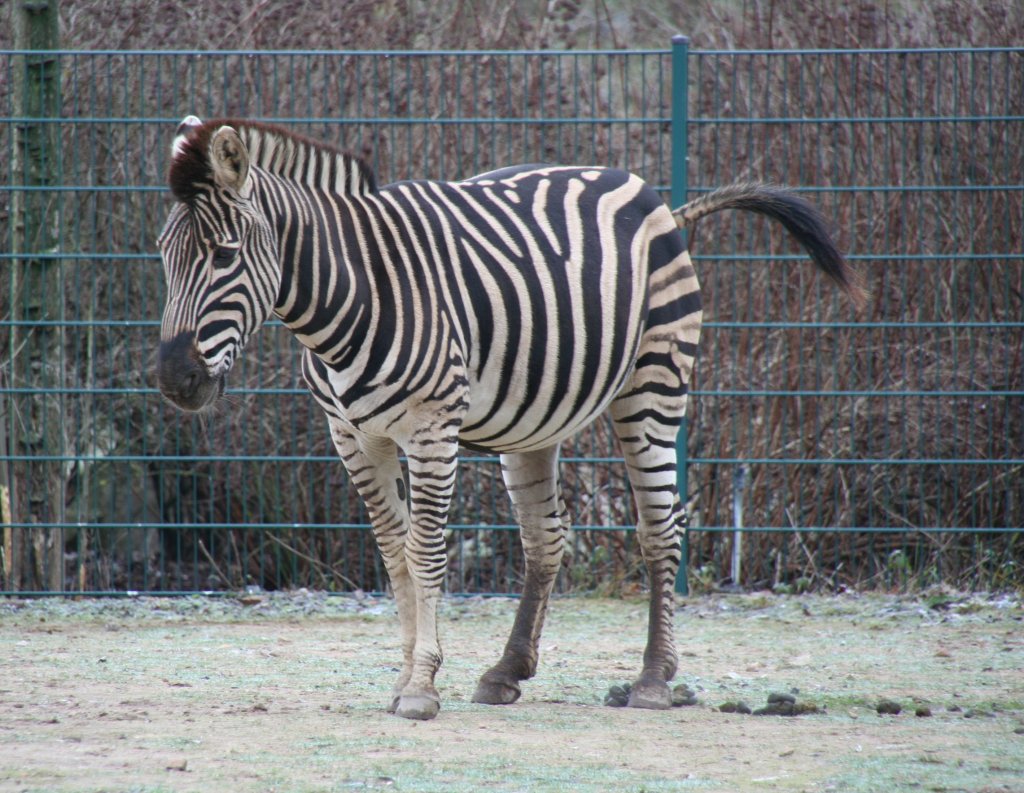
[182,369,200,396]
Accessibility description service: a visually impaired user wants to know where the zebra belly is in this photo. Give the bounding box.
[317,342,638,455]
[457,342,640,454]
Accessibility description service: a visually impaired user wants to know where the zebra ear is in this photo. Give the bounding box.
[209,125,250,193]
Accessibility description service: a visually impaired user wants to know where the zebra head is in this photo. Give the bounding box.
[156,116,279,411]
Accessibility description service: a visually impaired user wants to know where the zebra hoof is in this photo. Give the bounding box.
[627,681,672,710]
[471,677,522,705]
[394,694,441,721]
[386,694,400,714]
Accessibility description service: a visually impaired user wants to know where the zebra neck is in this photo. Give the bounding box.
[264,183,370,368]
[240,124,375,197]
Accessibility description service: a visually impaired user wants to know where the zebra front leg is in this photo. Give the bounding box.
[473,446,566,705]
[393,435,460,721]
[327,421,417,713]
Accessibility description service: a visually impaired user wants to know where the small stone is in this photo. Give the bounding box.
[915,707,932,718]
[963,709,994,719]
[1013,726,1024,735]
[768,692,797,705]
[672,684,698,706]
[793,701,820,716]
[604,684,630,707]
[719,701,739,713]
[876,700,902,715]
[754,701,796,717]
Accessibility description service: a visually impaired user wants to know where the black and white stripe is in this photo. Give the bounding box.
[156,117,861,720]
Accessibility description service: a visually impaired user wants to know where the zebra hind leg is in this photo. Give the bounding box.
[472,446,567,705]
[606,229,699,709]
[610,401,688,710]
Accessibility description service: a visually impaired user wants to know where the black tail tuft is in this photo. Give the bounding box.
[674,183,868,309]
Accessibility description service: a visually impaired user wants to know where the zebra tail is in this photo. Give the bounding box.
[672,182,868,309]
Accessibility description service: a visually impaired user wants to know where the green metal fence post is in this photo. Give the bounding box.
[9,0,65,593]
[670,34,690,596]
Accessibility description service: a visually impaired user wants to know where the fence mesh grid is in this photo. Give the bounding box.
[1,47,1021,595]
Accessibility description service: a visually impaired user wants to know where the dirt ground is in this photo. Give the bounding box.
[1,591,1022,793]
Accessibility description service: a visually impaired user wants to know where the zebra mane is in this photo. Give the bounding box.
[169,118,376,203]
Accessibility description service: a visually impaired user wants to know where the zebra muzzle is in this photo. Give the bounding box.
[157,331,225,412]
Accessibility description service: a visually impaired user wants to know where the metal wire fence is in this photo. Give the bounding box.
[1,44,1021,596]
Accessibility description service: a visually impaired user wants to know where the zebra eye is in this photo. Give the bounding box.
[212,245,238,268]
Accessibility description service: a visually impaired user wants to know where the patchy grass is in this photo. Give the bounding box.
[1,591,1021,793]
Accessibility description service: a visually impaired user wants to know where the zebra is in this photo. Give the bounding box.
[156,116,863,721]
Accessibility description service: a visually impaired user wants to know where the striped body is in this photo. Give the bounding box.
[289,166,695,453]
[156,118,858,720]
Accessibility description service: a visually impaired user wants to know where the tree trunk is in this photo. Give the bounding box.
[0,376,14,590]
[9,0,65,592]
